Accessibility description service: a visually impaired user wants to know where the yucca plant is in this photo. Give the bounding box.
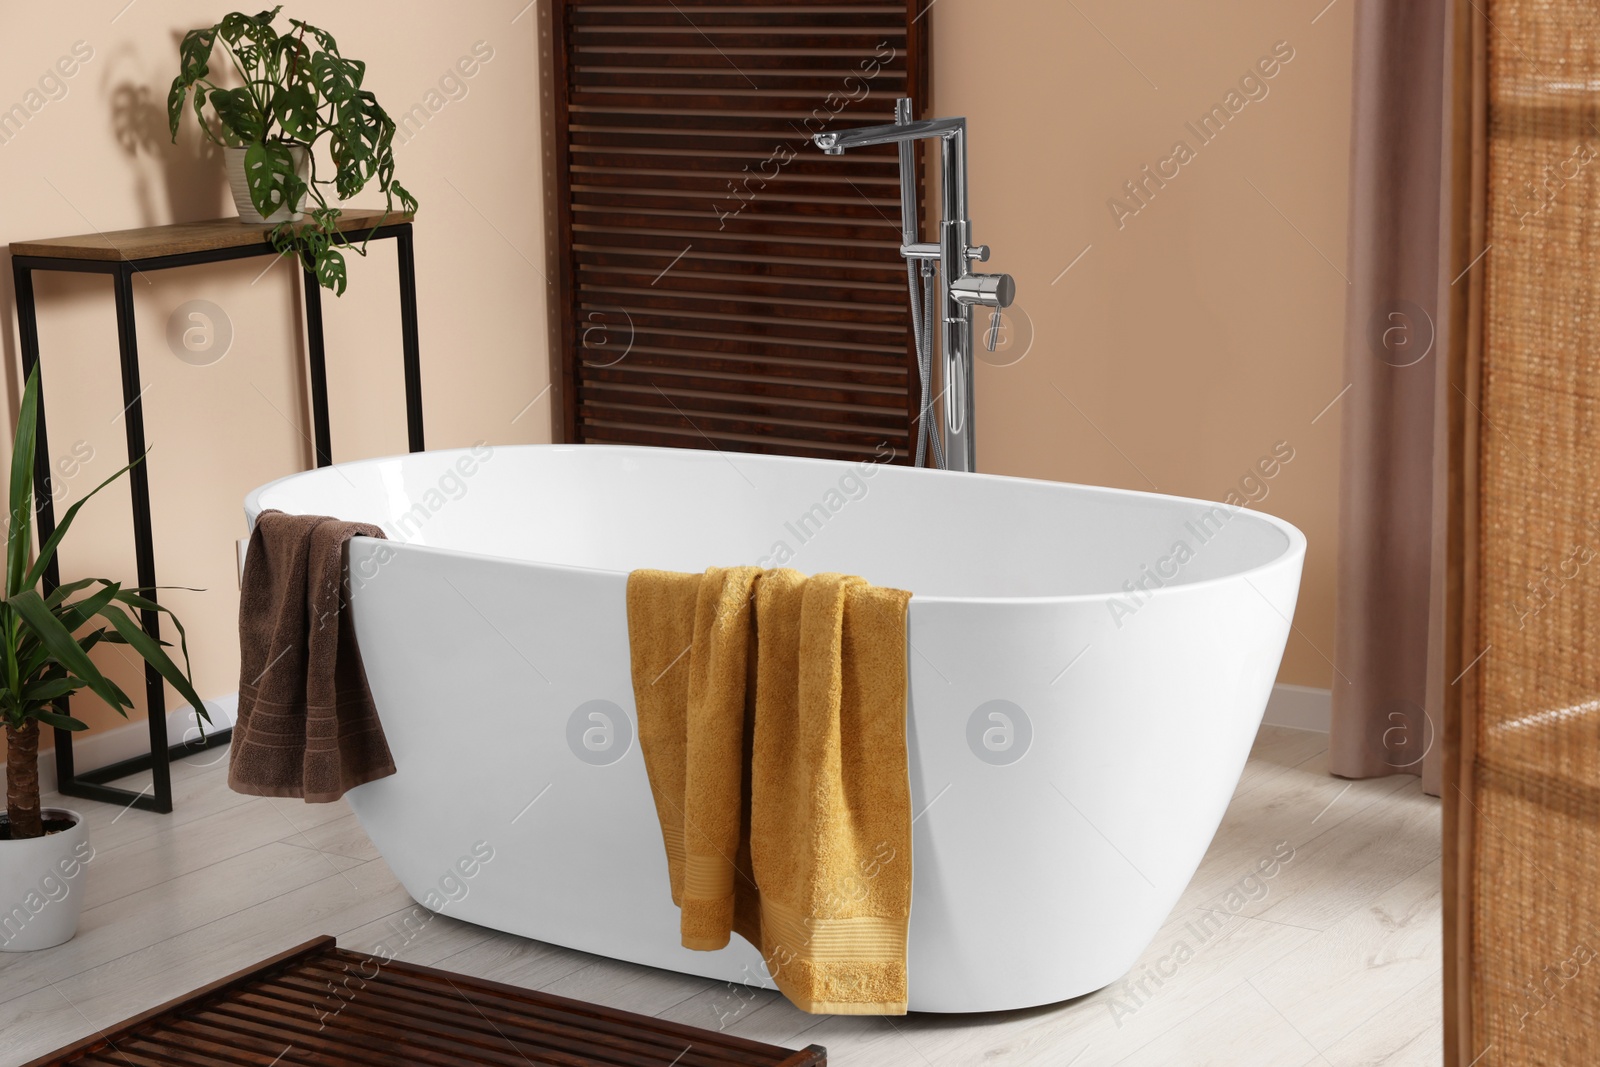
[2,367,210,840]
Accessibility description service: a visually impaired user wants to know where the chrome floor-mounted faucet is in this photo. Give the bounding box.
[815,98,1014,473]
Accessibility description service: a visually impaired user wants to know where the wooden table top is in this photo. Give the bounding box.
[11,209,414,262]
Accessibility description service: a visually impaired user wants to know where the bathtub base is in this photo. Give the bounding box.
[395,879,1141,1015]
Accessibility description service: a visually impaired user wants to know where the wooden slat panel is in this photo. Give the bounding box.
[585,363,903,405]
[571,66,907,84]
[577,267,906,307]
[573,247,905,284]
[23,938,826,1067]
[582,422,905,463]
[572,167,899,196]
[570,147,900,178]
[550,0,928,461]
[569,127,901,158]
[601,331,902,364]
[588,347,907,387]
[577,400,905,444]
[579,287,915,326]
[572,31,908,49]
[572,15,902,30]
[573,206,898,244]
[573,227,903,264]
[582,384,902,426]
[585,327,898,364]
[582,0,901,6]
[570,109,909,134]
[577,72,905,92]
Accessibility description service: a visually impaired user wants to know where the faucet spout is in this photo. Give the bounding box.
[812,116,966,155]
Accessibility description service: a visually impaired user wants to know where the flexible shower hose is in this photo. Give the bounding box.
[908,259,945,469]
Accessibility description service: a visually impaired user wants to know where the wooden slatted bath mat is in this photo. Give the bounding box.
[23,935,827,1067]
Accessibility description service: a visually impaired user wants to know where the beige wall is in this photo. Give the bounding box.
[1,3,550,739]
[0,0,1348,749]
[933,0,1352,687]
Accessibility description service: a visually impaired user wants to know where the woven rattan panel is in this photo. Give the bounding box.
[547,0,929,462]
[1476,0,1600,1059]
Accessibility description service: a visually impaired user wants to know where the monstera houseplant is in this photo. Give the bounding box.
[1,367,210,951]
[167,7,418,294]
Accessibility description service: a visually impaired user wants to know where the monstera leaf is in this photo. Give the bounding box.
[218,9,280,69]
[311,50,363,105]
[274,34,311,86]
[243,141,299,218]
[315,248,348,294]
[166,26,218,138]
[207,86,264,145]
[288,17,337,53]
[271,84,318,141]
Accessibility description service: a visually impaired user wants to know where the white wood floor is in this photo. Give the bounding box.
[0,725,1441,1066]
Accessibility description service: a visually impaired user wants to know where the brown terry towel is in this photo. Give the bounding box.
[628,566,913,1015]
[229,509,395,803]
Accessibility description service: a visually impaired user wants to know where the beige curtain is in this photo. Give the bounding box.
[1331,0,1459,795]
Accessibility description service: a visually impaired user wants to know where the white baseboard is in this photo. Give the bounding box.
[1263,683,1331,733]
[6,693,238,797]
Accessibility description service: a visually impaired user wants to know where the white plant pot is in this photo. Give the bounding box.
[225,144,310,224]
[0,807,93,952]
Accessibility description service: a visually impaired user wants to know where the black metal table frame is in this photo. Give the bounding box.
[10,222,423,814]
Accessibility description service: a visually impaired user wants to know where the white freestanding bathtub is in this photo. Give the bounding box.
[244,444,1304,1013]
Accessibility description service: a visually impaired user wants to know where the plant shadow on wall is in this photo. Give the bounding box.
[167,6,418,295]
[106,36,229,227]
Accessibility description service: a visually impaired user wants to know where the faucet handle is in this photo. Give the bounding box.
[985,308,1005,353]
[967,245,990,263]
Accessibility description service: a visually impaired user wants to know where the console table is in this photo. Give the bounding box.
[10,210,421,813]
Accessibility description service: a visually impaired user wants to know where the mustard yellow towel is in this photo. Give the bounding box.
[627,567,913,1015]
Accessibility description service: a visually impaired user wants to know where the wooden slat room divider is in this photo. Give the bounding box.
[545,0,930,461]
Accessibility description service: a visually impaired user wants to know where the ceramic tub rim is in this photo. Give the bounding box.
[243,442,1308,607]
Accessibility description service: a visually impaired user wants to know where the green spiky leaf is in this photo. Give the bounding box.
[32,709,88,732]
[23,677,83,705]
[25,456,144,592]
[7,590,132,715]
[97,604,211,730]
[54,581,121,635]
[7,366,39,599]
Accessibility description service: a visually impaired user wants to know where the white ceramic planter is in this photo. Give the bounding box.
[225,144,310,224]
[0,807,93,952]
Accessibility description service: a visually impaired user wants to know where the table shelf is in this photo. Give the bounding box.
[10,211,423,813]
